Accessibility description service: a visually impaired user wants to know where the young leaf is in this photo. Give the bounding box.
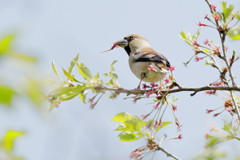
[0,34,14,55]
[118,131,143,142]
[112,112,133,122]
[110,60,118,73]
[154,122,172,132]
[221,2,234,22]
[79,90,87,103]
[62,68,81,82]
[2,130,25,151]
[0,85,16,107]
[52,61,62,80]
[77,63,92,80]
[227,27,240,40]
[68,54,79,74]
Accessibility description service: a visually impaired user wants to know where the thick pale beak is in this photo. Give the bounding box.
[115,39,128,48]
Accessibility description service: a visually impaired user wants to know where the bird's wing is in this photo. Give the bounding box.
[133,48,170,70]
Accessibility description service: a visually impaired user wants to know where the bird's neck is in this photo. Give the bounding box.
[129,40,151,53]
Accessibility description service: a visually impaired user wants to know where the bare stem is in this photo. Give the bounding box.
[94,85,240,97]
[156,146,181,160]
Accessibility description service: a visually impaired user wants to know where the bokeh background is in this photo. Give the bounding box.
[0,0,239,160]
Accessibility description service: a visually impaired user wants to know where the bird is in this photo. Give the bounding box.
[108,34,171,89]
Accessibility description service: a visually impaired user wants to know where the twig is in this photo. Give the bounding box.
[156,146,181,160]
[94,85,240,96]
[204,0,240,120]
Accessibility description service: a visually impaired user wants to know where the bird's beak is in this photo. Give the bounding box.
[115,39,128,48]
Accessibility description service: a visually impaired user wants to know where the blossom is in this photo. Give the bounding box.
[153,102,160,109]
[203,39,210,46]
[195,56,204,62]
[176,120,182,132]
[130,148,144,159]
[198,22,207,26]
[175,134,183,140]
[164,78,170,83]
[148,65,157,72]
[192,41,199,46]
[214,14,220,21]
[142,84,149,89]
[205,90,216,94]
[172,105,177,112]
[213,112,220,117]
[211,5,217,12]
[206,109,214,114]
[150,82,158,88]
[169,66,175,71]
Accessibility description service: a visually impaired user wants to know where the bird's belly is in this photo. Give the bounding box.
[129,62,167,82]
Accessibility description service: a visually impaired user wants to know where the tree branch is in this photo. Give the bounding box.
[156,146,181,160]
[94,85,240,96]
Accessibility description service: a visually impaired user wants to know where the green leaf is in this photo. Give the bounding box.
[118,131,143,142]
[62,68,81,82]
[203,48,211,53]
[77,63,92,80]
[52,61,62,80]
[110,60,118,73]
[179,30,194,46]
[227,27,240,40]
[155,122,172,132]
[206,137,223,148]
[112,112,146,132]
[0,85,16,106]
[2,130,25,151]
[79,90,87,103]
[179,30,187,40]
[0,34,14,55]
[25,79,44,107]
[10,52,36,62]
[112,112,134,122]
[221,2,234,22]
[68,54,79,74]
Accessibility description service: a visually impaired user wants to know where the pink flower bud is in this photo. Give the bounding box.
[211,5,217,12]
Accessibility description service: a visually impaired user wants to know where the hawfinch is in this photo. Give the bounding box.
[114,34,171,89]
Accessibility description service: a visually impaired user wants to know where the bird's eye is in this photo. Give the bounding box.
[129,36,134,40]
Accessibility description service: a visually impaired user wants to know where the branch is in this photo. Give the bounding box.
[95,85,240,96]
[157,146,181,160]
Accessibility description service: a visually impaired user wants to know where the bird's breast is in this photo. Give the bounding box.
[128,56,167,82]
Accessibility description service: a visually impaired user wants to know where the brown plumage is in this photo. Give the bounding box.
[115,34,171,88]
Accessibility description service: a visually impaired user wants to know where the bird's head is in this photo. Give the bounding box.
[115,34,151,55]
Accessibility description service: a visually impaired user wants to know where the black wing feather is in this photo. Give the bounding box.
[134,54,170,67]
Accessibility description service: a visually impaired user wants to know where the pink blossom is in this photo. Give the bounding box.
[206,109,214,114]
[226,107,233,112]
[210,81,223,86]
[153,102,160,109]
[213,112,220,117]
[176,120,182,132]
[214,46,220,52]
[205,132,211,139]
[141,113,151,119]
[142,84,149,89]
[192,41,199,46]
[205,90,216,95]
[198,22,207,26]
[175,134,183,140]
[150,82,158,88]
[211,5,217,12]
[169,66,175,71]
[195,56,204,62]
[203,39,210,46]
[172,105,177,112]
[214,14,220,21]
[164,78,170,84]
[148,65,157,72]
[130,148,144,159]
